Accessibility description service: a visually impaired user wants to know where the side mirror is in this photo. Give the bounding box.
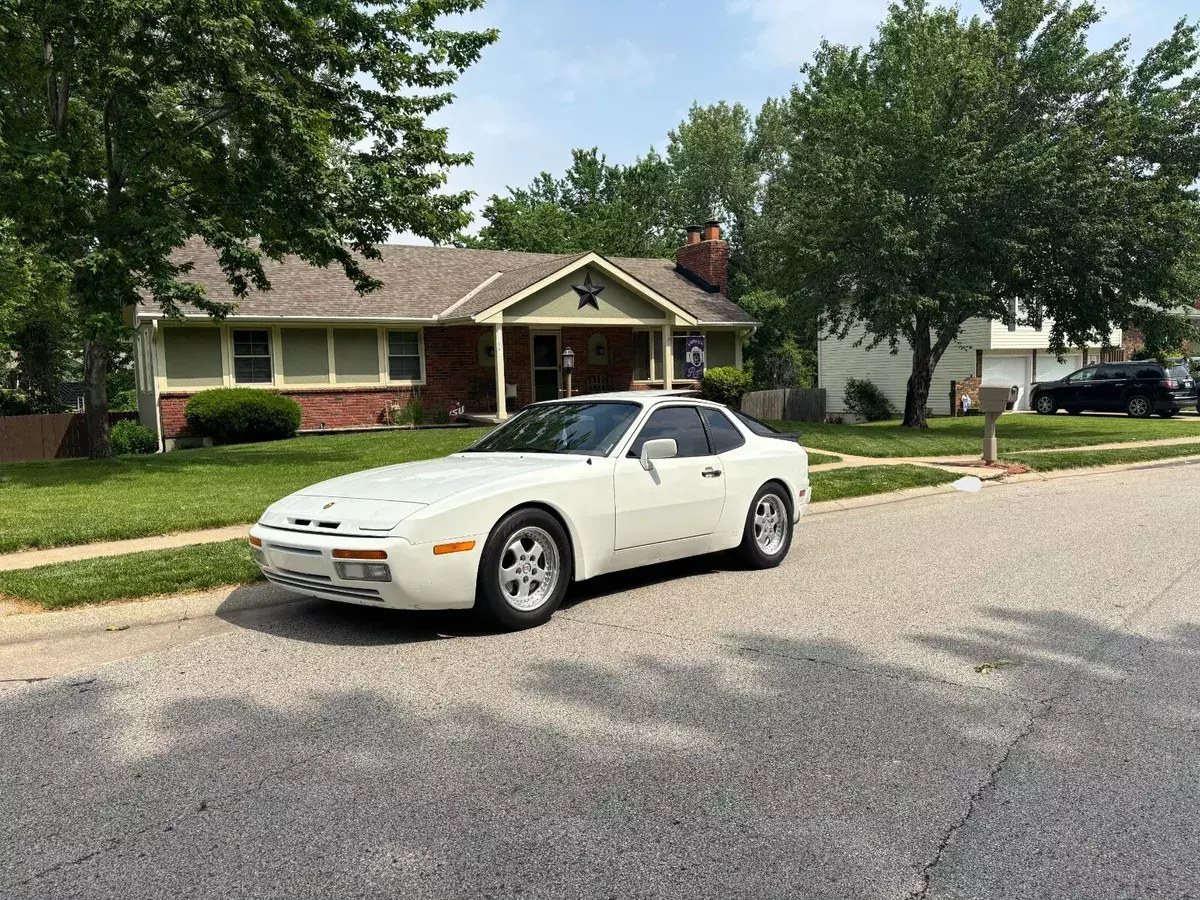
[639,438,678,471]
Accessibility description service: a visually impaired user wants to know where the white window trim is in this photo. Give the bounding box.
[385,326,427,385]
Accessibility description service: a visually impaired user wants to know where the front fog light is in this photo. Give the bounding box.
[334,561,392,582]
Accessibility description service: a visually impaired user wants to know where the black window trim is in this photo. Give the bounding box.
[625,402,715,459]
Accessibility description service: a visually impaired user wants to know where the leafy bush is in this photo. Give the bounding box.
[184,388,303,444]
[0,390,33,417]
[843,378,894,421]
[110,419,158,455]
[701,366,753,408]
[434,406,452,425]
[108,389,138,412]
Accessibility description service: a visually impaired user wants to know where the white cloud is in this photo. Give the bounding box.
[728,0,897,69]
[531,38,659,104]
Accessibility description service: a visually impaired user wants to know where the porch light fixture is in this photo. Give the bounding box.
[561,347,575,372]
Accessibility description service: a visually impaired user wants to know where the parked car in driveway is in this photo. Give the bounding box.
[248,391,810,630]
[1030,361,1197,418]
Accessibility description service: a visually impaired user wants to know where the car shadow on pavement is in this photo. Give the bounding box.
[215,553,734,647]
[3,602,1199,899]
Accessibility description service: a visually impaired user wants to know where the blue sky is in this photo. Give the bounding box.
[432,0,1196,234]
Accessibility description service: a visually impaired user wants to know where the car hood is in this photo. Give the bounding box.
[295,453,580,505]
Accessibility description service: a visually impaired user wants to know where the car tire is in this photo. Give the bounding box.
[476,507,572,630]
[735,483,794,570]
[1034,394,1057,415]
[1158,408,1178,418]
[1126,395,1153,418]
[1067,408,1083,416]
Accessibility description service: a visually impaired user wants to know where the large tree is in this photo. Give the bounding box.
[762,0,1200,427]
[0,0,496,454]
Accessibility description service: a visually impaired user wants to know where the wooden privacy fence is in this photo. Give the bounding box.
[0,412,139,464]
[740,388,826,423]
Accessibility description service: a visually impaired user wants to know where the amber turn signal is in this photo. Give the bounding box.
[249,535,263,548]
[332,549,388,560]
[797,488,807,497]
[433,540,476,556]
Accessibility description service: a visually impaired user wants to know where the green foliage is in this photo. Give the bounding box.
[389,393,427,427]
[843,379,894,422]
[738,290,810,388]
[0,0,497,454]
[701,367,754,408]
[0,389,32,417]
[434,406,453,425]
[109,419,158,455]
[184,389,303,444]
[108,390,138,413]
[761,0,1200,427]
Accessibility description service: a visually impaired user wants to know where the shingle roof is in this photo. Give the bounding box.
[138,238,755,325]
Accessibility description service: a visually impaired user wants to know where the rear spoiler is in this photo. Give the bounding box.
[765,431,801,443]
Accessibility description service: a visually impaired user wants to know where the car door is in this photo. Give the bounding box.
[1092,364,1131,410]
[1063,366,1099,409]
[613,405,726,550]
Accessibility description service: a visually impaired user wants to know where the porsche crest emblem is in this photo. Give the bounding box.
[322,502,336,510]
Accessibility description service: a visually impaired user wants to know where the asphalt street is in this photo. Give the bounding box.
[2,463,1199,899]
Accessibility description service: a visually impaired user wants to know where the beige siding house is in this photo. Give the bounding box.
[819,313,1122,417]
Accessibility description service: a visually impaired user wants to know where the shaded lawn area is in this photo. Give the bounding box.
[782,414,1200,458]
[0,428,488,553]
[1004,442,1200,472]
[1,463,958,609]
[809,464,958,501]
[0,539,262,610]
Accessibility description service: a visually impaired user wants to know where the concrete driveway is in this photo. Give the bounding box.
[2,463,1198,899]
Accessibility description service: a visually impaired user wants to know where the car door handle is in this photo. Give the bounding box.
[702,467,722,478]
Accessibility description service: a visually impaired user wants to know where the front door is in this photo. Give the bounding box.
[1093,364,1131,410]
[614,405,726,550]
[532,332,560,403]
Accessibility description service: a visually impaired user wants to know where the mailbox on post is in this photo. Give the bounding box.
[978,383,1020,463]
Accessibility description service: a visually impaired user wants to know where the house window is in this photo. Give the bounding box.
[233,329,272,384]
[387,329,424,381]
[633,329,667,382]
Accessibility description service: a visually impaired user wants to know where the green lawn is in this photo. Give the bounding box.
[806,451,842,466]
[784,414,1200,458]
[1004,442,1200,472]
[809,464,958,501]
[0,428,487,553]
[0,539,263,610]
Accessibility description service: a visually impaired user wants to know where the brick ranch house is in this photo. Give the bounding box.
[131,223,756,448]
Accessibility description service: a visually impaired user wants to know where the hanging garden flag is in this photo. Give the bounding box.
[684,336,706,380]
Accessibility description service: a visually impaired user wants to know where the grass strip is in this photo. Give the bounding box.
[810,464,958,502]
[1005,442,1200,472]
[0,539,263,610]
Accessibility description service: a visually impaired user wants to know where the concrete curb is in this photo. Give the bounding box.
[0,525,253,572]
[0,582,300,646]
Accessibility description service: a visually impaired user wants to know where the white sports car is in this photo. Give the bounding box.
[249,391,810,629]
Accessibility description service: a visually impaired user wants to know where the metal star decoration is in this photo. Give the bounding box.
[571,273,605,310]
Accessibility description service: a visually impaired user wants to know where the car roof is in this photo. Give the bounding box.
[529,389,719,408]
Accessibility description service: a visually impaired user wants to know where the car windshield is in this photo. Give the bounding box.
[465,401,641,457]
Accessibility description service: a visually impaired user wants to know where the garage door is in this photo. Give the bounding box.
[982,355,1032,410]
[1035,353,1082,385]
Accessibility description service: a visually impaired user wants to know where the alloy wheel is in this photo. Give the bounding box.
[498,527,560,612]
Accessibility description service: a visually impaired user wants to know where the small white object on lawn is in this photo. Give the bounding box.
[953,476,983,493]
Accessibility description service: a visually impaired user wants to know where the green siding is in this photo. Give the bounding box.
[281,328,330,384]
[334,328,381,382]
[504,269,666,322]
[163,327,223,388]
[707,331,736,368]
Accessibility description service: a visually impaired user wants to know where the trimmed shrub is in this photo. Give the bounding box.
[701,367,753,408]
[0,390,33,417]
[387,391,426,426]
[110,419,159,455]
[843,378,894,421]
[184,388,303,444]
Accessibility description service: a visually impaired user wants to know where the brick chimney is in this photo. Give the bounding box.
[675,219,728,295]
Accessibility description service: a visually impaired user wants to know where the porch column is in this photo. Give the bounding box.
[662,324,673,389]
[493,323,508,420]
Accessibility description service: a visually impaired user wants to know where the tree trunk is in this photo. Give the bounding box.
[83,337,111,458]
[902,328,935,429]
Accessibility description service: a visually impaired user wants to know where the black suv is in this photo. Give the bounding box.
[1031,361,1197,418]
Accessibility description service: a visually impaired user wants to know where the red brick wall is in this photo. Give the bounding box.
[674,239,728,294]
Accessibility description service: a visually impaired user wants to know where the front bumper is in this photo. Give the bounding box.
[248,524,488,611]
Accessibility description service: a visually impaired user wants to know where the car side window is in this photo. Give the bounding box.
[1134,365,1163,380]
[1096,365,1127,381]
[627,406,711,459]
[701,408,746,453]
[1066,368,1097,383]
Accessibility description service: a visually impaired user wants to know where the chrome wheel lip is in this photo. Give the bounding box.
[753,493,788,556]
[498,526,559,612]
